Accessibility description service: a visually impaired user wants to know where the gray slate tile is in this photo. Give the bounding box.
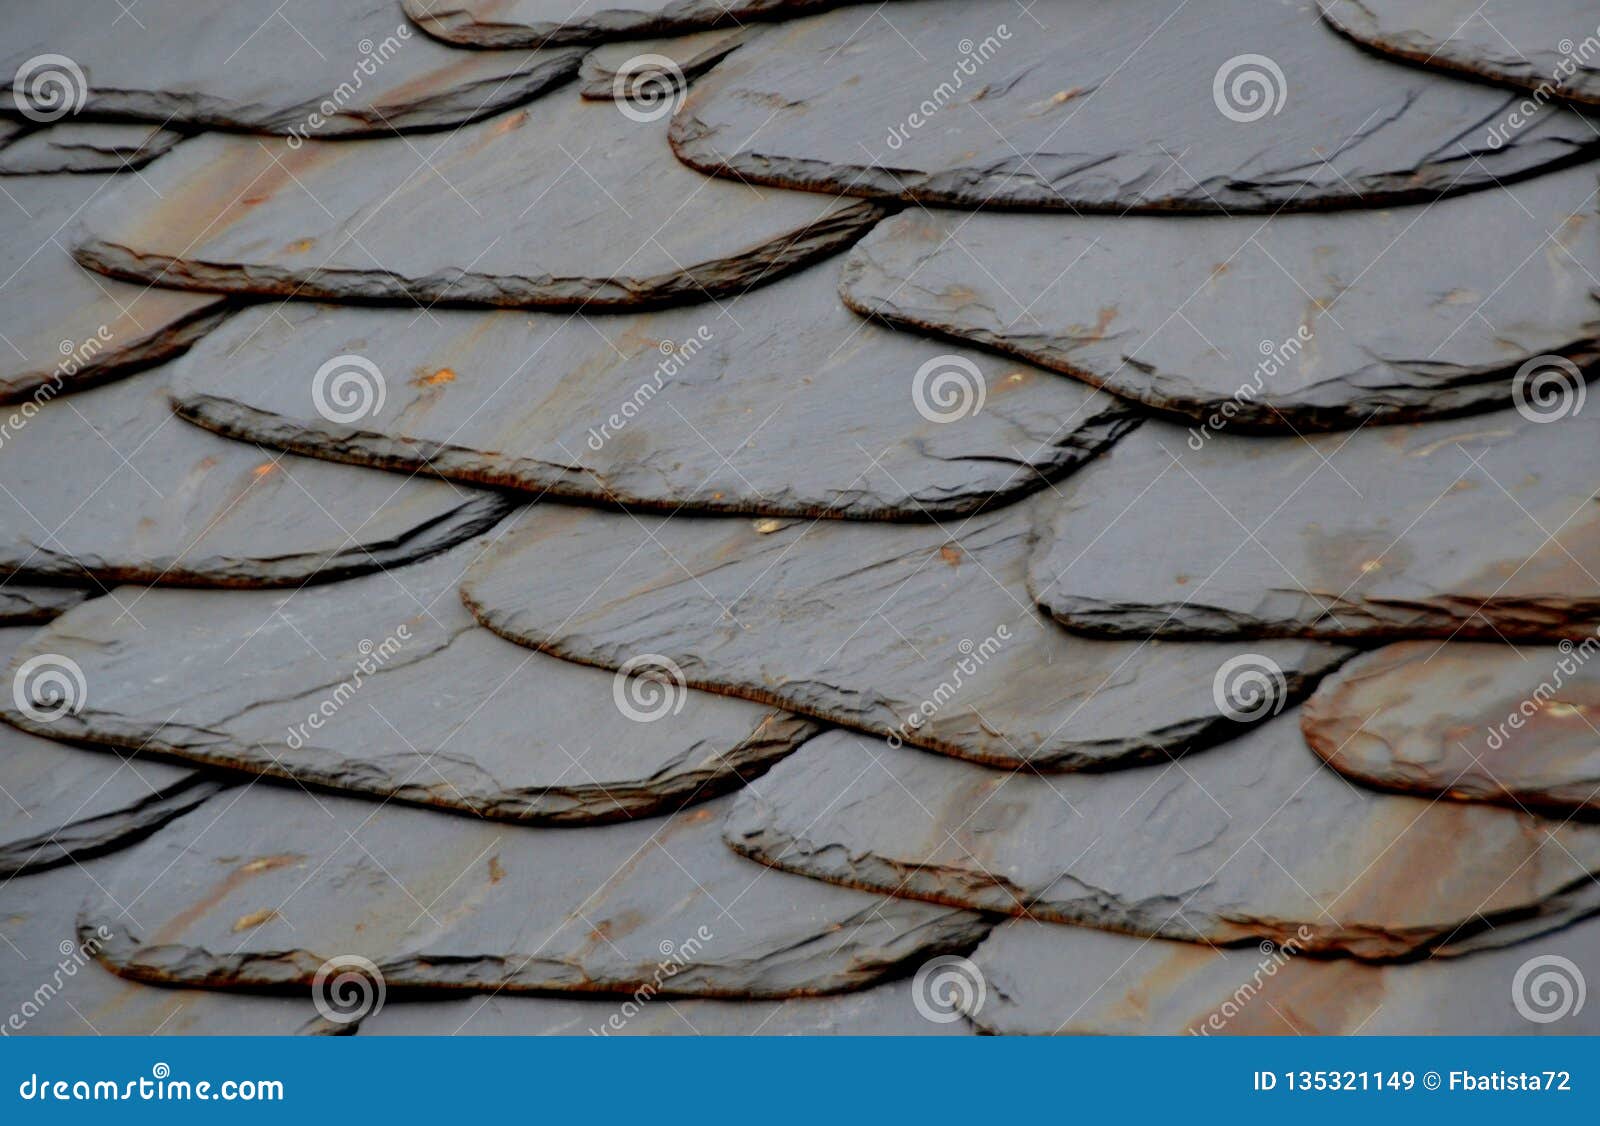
[6,538,818,824]
[0,362,514,586]
[84,788,991,998]
[0,585,90,624]
[0,123,180,174]
[841,165,1600,430]
[1027,410,1600,641]
[73,100,885,308]
[579,29,753,100]
[724,722,1600,960]
[670,0,1600,211]
[403,0,866,47]
[167,265,1137,519]
[461,494,1349,770]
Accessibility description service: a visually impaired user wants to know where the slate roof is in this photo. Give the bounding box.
[1,0,1598,1037]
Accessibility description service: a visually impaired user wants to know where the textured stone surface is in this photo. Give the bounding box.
[725,722,1600,960]
[85,788,990,997]
[0,174,225,403]
[0,363,514,587]
[670,0,1600,212]
[362,977,970,1034]
[0,584,90,624]
[461,495,1348,770]
[842,165,1600,430]
[1303,641,1600,814]
[0,123,180,174]
[0,857,348,1034]
[404,0,862,47]
[73,100,885,308]
[168,267,1137,519]
[1323,0,1600,106]
[579,29,752,99]
[1028,411,1600,642]
[970,915,1600,1034]
[0,0,583,134]
[8,539,818,824]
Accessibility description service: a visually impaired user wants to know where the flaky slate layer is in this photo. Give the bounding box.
[0,584,90,624]
[578,29,753,100]
[0,123,181,174]
[404,0,866,47]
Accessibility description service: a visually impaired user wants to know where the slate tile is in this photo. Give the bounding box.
[403,0,864,47]
[0,123,180,174]
[84,788,991,998]
[0,0,583,134]
[579,29,754,100]
[724,722,1600,960]
[670,0,1600,212]
[1027,409,1600,642]
[0,585,90,624]
[72,99,886,308]
[167,265,1138,519]
[0,174,225,403]
[1302,641,1600,815]
[460,494,1350,770]
[0,362,515,587]
[969,915,1600,1034]
[6,538,818,824]
[1323,0,1600,107]
[841,165,1600,431]
[0,857,347,1034]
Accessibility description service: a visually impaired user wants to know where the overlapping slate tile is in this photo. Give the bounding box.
[0,857,348,1034]
[0,1,583,135]
[73,99,886,309]
[7,538,818,824]
[1027,410,1600,642]
[0,174,225,403]
[1322,0,1600,107]
[1302,642,1600,814]
[969,915,1600,1034]
[579,29,753,100]
[841,164,1600,430]
[0,584,90,624]
[0,363,514,586]
[403,0,859,47]
[670,0,1600,212]
[460,495,1349,770]
[361,977,969,1034]
[84,788,991,997]
[167,267,1137,519]
[0,123,181,174]
[724,722,1600,960]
